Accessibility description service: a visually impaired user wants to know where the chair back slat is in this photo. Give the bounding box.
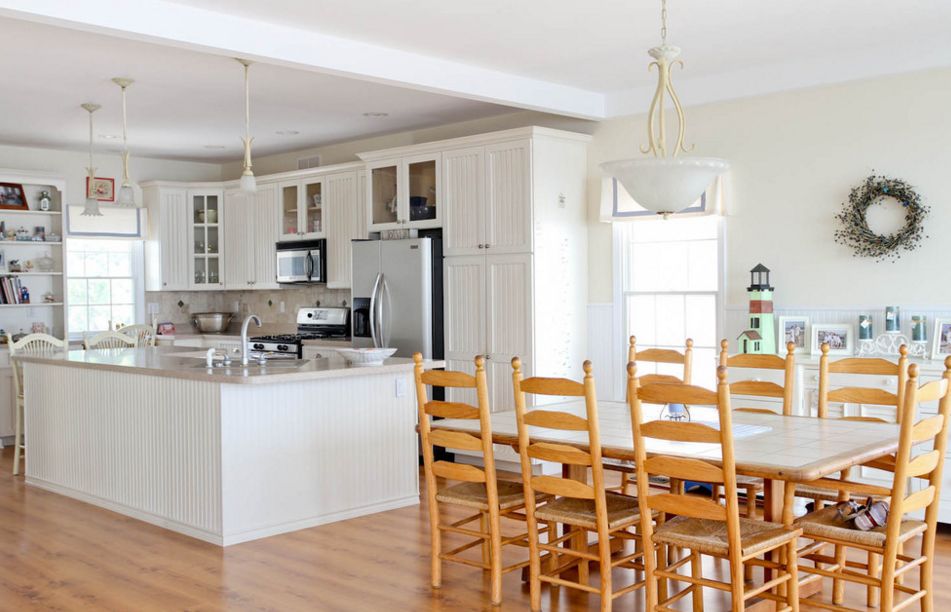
[628,336,694,387]
[719,339,796,415]
[629,362,744,568]
[818,342,908,421]
[84,330,138,350]
[523,409,589,431]
[531,474,596,499]
[8,332,67,396]
[649,493,728,521]
[115,323,157,347]
[912,415,945,443]
[899,486,935,515]
[421,369,477,389]
[527,442,593,466]
[916,379,950,402]
[640,420,722,445]
[518,377,585,397]
[429,429,485,452]
[432,460,487,483]
[905,450,941,479]
[425,401,480,419]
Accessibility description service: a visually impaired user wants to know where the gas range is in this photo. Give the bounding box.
[249,307,350,359]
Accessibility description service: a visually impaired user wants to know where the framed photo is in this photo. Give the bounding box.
[932,318,951,360]
[812,323,854,355]
[777,316,810,354]
[0,182,28,210]
[86,177,115,202]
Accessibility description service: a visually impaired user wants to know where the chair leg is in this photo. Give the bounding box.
[545,521,559,587]
[745,486,757,519]
[574,526,589,586]
[867,551,881,608]
[525,513,543,612]
[880,551,897,612]
[730,555,745,612]
[598,531,613,612]
[12,399,23,476]
[619,471,630,495]
[488,509,503,606]
[657,540,669,603]
[428,501,442,589]
[480,512,490,569]
[832,543,846,604]
[786,540,800,612]
[690,551,704,612]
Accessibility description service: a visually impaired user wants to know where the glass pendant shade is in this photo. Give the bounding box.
[239,171,257,193]
[117,183,135,206]
[601,157,729,215]
[81,193,102,217]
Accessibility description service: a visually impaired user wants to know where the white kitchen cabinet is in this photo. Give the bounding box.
[143,185,189,291]
[323,170,367,289]
[224,185,280,290]
[188,189,225,289]
[443,147,485,255]
[279,178,324,241]
[365,153,441,231]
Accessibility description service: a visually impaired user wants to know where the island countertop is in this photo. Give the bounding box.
[15,346,444,384]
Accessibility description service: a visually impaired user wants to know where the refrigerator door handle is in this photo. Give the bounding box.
[380,276,392,348]
[369,272,383,348]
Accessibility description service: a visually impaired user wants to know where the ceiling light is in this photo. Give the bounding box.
[237,59,256,193]
[600,0,728,217]
[112,77,137,207]
[275,130,300,136]
[362,112,389,118]
[204,144,227,150]
[80,103,103,217]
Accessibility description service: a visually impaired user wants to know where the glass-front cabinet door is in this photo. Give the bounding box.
[279,182,300,240]
[369,160,400,229]
[404,153,440,228]
[301,178,323,238]
[189,190,223,288]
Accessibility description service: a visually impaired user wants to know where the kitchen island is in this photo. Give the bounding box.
[16,347,442,546]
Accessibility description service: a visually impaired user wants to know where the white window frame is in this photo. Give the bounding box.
[611,216,727,398]
[65,238,146,341]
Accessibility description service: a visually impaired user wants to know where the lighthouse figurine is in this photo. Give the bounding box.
[737,264,777,354]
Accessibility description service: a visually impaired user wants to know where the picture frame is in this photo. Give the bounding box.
[0,182,28,210]
[86,176,115,202]
[932,318,951,360]
[812,323,855,356]
[777,315,810,354]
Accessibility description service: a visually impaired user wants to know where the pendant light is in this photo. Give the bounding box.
[80,103,103,217]
[237,59,256,193]
[112,77,137,207]
[600,0,728,217]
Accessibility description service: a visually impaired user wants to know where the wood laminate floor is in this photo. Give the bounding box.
[1,447,948,611]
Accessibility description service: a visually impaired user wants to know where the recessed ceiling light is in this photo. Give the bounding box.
[362,112,389,118]
[203,145,227,149]
[275,130,300,136]
[99,133,121,140]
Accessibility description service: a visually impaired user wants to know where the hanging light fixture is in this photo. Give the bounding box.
[112,77,137,207]
[237,59,256,193]
[600,0,728,217]
[80,103,103,217]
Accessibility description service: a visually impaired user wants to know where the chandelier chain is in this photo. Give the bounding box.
[660,0,668,44]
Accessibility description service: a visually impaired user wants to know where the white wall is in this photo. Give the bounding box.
[0,143,224,204]
[586,67,951,309]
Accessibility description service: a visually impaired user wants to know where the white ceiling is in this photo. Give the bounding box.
[0,18,514,162]
[1,0,950,162]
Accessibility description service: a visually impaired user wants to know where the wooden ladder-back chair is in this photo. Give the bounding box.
[513,357,646,612]
[612,336,695,493]
[7,332,67,476]
[629,363,802,612]
[789,360,951,611]
[83,330,139,350]
[114,323,158,347]
[414,353,544,606]
[713,339,798,518]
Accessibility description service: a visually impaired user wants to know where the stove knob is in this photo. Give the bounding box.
[253,343,265,350]
[277,344,289,351]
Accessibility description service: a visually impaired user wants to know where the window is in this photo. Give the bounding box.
[67,239,143,338]
[751,318,760,329]
[616,216,721,390]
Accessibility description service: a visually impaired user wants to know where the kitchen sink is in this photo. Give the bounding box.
[190,360,306,371]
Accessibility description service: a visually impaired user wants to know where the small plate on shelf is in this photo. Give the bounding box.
[336,347,398,367]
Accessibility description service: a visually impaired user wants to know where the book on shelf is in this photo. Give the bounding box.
[0,275,26,305]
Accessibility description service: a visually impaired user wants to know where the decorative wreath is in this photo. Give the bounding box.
[834,174,929,262]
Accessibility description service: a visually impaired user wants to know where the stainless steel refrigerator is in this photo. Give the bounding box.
[350,236,443,359]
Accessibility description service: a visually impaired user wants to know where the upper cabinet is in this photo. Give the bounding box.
[143,185,189,291]
[280,178,324,241]
[324,170,367,289]
[188,189,224,289]
[223,184,279,290]
[366,153,441,231]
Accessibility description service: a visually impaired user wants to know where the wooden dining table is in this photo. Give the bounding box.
[431,399,902,606]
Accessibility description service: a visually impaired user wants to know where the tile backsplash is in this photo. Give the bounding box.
[146,286,350,328]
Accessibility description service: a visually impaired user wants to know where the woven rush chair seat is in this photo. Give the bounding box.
[534,491,639,530]
[653,514,800,557]
[794,505,926,548]
[435,481,549,510]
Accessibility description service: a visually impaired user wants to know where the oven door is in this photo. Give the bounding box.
[276,249,309,283]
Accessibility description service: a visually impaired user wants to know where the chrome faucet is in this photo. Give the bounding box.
[240,314,262,366]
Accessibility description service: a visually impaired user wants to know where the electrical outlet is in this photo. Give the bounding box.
[395,377,407,398]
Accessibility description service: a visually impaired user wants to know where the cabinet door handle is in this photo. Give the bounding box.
[485,244,491,249]
[478,243,484,249]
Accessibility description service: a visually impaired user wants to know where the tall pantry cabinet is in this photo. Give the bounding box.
[435,128,590,418]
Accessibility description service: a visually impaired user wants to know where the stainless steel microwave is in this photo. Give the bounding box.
[276,239,326,283]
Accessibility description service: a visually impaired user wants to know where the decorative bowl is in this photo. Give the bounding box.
[336,347,398,367]
[191,312,234,333]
